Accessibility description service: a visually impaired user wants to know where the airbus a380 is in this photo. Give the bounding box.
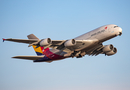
[3,24,122,63]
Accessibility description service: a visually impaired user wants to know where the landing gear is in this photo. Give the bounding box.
[71,51,82,58]
[76,54,82,58]
[71,51,79,57]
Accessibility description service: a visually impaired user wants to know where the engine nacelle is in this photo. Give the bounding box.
[103,44,114,52]
[106,47,117,56]
[64,39,76,47]
[39,38,52,46]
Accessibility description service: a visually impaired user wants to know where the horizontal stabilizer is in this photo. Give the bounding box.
[12,56,44,60]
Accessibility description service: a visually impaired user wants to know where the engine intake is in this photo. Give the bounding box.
[103,44,114,52]
[39,38,52,46]
[106,47,117,56]
[64,39,76,47]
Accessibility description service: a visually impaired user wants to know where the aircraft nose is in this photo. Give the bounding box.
[118,27,122,36]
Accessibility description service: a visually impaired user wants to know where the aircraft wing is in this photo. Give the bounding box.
[85,44,104,56]
[3,38,99,51]
[3,38,39,44]
[3,38,65,47]
[12,56,44,60]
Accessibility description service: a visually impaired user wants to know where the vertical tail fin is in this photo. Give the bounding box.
[32,45,44,56]
[27,34,44,56]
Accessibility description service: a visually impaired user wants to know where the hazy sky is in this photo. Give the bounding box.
[0,0,130,90]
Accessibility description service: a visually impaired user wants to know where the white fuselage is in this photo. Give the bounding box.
[71,24,122,51]
[75,24,122,41]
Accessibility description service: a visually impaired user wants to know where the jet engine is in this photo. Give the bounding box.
[103,44,117,56]
[64,39,76,47]
[105,47,117,56]
[103,44,114,52]
[39,38,52,46]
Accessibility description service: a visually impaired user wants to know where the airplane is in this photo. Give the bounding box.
[3,24,122,63]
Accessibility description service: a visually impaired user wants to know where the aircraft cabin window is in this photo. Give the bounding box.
[114,26,118,28]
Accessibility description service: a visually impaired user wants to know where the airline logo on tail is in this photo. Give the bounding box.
[32,45,44,55]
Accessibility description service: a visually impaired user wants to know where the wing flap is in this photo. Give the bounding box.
[12,56,44,60]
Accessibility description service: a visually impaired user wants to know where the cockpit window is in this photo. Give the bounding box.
[114,26,118,28]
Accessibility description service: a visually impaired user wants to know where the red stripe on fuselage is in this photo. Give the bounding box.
[42,48,65,60]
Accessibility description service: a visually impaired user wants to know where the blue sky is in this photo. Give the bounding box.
[0,0,130,90]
